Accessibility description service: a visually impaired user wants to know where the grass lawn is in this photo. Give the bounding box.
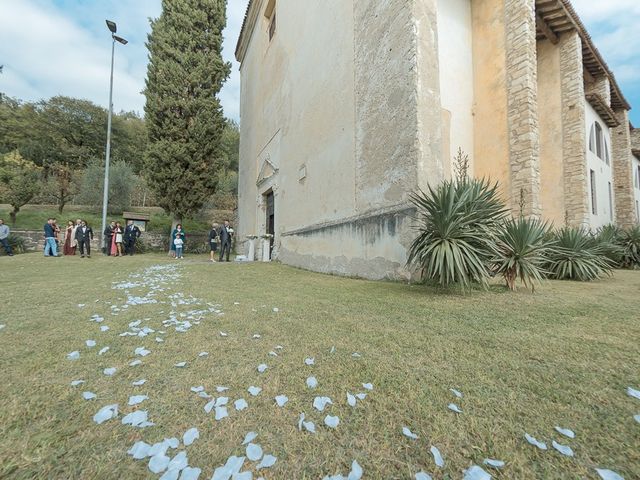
[0,204,233,233]
[1,253,638,479]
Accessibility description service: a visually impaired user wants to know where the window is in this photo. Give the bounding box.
[595,122,603,159]
[268,11,276,41]
[608,182,613,222]
[636,165,640,189]
[590,170,597,215]
[265,0,276,41]
[589,125,596,153]
[604,141,609,165]
[589,121,609,164]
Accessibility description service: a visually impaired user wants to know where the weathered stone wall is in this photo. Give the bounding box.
[560,31,590,227]
[611,109,637,227]
[505,0,541,217]
[586,75,611,105]
[631,127,640,150]
[11,230,172,253]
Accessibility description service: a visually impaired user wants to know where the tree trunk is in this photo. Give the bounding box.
[58,190,65,214]
[168,214,182,256]
[10,206,19,226]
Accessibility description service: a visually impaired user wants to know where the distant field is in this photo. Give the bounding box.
[0,204,234,233]
[1,253,638,479]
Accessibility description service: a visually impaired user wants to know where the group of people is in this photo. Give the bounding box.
[42,218,94,258]
[103,220,141,257]
[168,220,234,262]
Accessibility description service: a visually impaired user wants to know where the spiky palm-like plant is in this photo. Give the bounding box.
[407,178,508,289]
[493,217,554,292]
[595,224,624,265]
[546,227,615,281]
[618,225,640,269]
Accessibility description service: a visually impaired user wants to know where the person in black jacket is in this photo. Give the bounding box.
[103,221,114,256]
[218,220,233,262]
[208,222,220,262]
[75,220,93,258]
[123,220,141,255]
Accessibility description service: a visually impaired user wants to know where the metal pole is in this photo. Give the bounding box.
[101,37,115,251]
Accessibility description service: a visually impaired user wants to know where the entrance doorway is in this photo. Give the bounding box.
[264,190,275,260]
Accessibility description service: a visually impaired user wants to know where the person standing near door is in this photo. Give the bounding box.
[208,222,220,262]
[123,220,141,255]
[218,220,233,262]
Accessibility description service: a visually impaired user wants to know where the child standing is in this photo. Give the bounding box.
[174,232,184,259]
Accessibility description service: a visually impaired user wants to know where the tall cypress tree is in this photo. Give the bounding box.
[144,0,231,229]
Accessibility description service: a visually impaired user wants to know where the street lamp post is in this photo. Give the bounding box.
[101,20,128,253]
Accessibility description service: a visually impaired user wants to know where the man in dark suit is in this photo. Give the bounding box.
[123,220,141,255]
[218,220,233,262]
[75,220,93,258]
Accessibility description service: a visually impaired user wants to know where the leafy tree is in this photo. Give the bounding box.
[144,0,231,229]
[0,151,41,224]
[77,160,136,214]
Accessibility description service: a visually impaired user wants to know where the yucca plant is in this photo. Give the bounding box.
[618,225,640,269]
[545,227,615,281]
[595,224,624,265]
[493,217,554,292]
[407,178,508,289]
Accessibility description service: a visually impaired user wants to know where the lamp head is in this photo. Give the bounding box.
[106,20,117,33]
[113,35,128,45]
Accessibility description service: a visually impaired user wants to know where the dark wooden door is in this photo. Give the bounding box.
[265,191,275,259]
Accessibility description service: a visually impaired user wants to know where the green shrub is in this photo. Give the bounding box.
[493,217,554,291]
[407,178,508,288]
[0,234,25,255]
[595,225,624,265]
[545,227,615,281]
[617,225,640,269]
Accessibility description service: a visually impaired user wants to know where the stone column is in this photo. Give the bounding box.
[505,0,541,217]
[611,109,637,227]
[560,31,589,227]
[586,75,611,105]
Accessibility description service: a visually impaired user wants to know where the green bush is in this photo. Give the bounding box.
[493,217,554,291]
[617,225,640,269]
[407,178,508,288]
[0,234,25,255]
[545,227,615,281]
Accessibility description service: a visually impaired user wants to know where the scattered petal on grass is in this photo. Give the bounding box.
[198,391,211,399]
[149,453,171,474]
[253,334,261,339]
[71,380,85,387]
[246,443,263,461]
[450,388,463,398]
[128,395,149,406]
[215,397,229,407]
[275,395,288,407]
[256,454,277,470]
[165,438,180,449]
[205,401,215,414]
[191,386,205,393]
[352,352,361,358]
[100,325,109,332]
[168,451,188,471]
[82,391,97,400]
[268,351,278,357]
[298,413,305,431]
[430,446,444,468]
[98,347,110,355]
[135,347,151,357]
[448,403,462,413]
[174,362,187,368]
[415,472,433,480]
[156,337,164,343]
[198,352,209,357]
[362,383,373,391]
[596,469,625,480]
[525,433,547,450]
[235,398,248,411]
[313,396,333,411]
[86,340,96,348]
[215,406,229,421]
[552,441,574,457]
[179,467,201,480]
[483,459,505,469]
[257,364,268,373]
[128,441,151,459]
[183,428,199,446]
[217,386,230,393]
[122,410,149,427]
[67,351,80,360]
[248,386,262,396]
[212,456,245,480]
[275,345,284,350]
[242,432,258,445]
[129,359,142,367]
[347,460,363,480]
[303,421,316,433]
[160,468,179,480]
[273,308,279,312]
[93,404,118,424]
[627,387,640,400]
[324,415,340,428]
[355,393,367,400]
[219,332,228,337]
[554,427,576,439]
[103,367,117,376]
[132,379,147,386]
[402,427,419,440]
[463,465,491,480]
[347,393,356,407]
[306,377,318,389]
[231,472,251,480]
[305,357,315,366]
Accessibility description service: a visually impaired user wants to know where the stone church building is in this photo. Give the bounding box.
[235,0,640,279]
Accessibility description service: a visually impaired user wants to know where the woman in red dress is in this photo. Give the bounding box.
[63,220,76,255]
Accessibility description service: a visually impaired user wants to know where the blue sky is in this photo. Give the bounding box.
[0,0,638,125]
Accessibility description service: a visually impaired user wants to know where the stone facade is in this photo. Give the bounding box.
[505,0,541,217]
[611,109,637,227]
[559,31,590,227]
